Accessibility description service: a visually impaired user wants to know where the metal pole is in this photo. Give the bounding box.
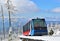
[1,5,5,39]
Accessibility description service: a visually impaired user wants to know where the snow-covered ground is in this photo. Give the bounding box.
[2,38,22,41]
[1,27,60,41]
[0,34,60,41]
[19,35,60,41]
[0,34,22,41]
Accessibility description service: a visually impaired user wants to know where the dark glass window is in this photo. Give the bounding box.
[23,22,30,32]
[33,19,46,27]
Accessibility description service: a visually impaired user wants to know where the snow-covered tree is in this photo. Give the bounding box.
[8,27,13,41]
[5,0,17,41]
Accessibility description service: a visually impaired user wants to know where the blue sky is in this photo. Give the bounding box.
[0,0,60,20]
[12,0,60,21]
[30,0,60,17]
[34,0,60,18]
[0,0,60,31]
[32,0,60,9]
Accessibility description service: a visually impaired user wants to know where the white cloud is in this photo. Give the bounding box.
[0,0,39,19]
[4,0,39,13]
[55,0,60,2]
[51,7,60,13]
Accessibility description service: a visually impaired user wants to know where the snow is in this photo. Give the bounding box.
[2,38,22,41]
[1,27,60,41]
[52,29,60,37]
[19,35,60,41]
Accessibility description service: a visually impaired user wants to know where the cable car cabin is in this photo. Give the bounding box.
[23,18,48,36]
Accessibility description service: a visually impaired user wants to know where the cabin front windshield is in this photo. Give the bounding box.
[33,19,46,27]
